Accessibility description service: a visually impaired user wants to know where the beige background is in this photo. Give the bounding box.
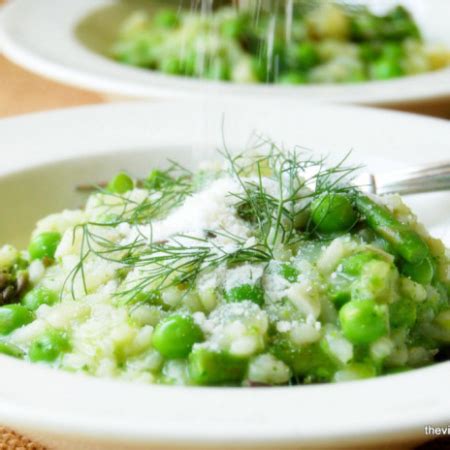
[0,55,102,118]
[0,0,448,447]
[1,51,449,119]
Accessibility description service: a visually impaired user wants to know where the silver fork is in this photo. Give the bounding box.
[353,161,450,196]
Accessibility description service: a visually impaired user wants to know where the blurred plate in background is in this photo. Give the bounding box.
[0,0,449,104]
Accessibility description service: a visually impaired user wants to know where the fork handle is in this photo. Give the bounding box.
[375,161,450,196]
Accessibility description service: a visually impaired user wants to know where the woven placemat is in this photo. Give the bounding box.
[2,426,450,450]
[0,427,45,450]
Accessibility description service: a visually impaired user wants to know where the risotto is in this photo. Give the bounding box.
[0,147,448,386]
[111,2,450,84]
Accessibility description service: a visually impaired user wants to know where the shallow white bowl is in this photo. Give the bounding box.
[0,100,448,450]
[0,0,449,104]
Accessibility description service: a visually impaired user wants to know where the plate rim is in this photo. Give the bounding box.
[0,0,449,103]
[0,101,448,446]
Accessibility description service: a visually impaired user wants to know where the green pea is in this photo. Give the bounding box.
[339,299,388,345]
[359,43,381,62]
[279,264,299,283]
[0,305,34,335]
[252,57,268,83]
[160,57,183,75]
[295,42,319,70]
[154,9,179,28]
[112,35,159,68]
[107,172,134,194]
[22,287,58,311]
[28,232,61,260]
[205,59,231,81]
[188,347,247,385]
[371,58,404,80]
[340,251,382,277]
[224,284,264,306]
[310,193,357,233]
[270,336,336,381]
[389,298,417,329]
[401,257,434,285]
[28,330,71,363]
[0,341,24,358]
[153,315,203,359]
[278,72,308,85]
[181,52,197,76]
[220,16,247,39]
[381,43,403,60]
[146,169,173,190]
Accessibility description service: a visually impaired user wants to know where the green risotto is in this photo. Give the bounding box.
[111,2,450,84]
[0,147,448,386]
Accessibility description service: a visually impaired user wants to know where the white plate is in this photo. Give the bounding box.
[0,100,448,450]
[0,0,450,104]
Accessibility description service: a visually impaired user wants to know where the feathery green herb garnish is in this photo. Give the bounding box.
[64,139,359,305]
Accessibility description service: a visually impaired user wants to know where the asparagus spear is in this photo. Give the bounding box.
[355,195,429,264]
